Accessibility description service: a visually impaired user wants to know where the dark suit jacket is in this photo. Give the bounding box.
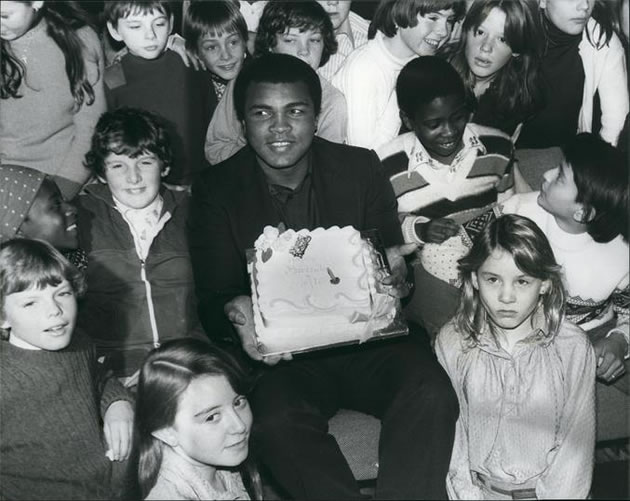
[188,137,403,344]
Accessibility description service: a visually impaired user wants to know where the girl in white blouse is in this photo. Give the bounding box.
[436,214,596,499]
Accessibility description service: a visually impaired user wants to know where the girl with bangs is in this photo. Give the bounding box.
[0,239,134,500]
[451,0,544,138]
[436,214,596,499]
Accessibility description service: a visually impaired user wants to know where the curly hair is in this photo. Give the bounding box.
[83,107,173,178]
[450,0,544,125]
[456,214,565,345]
[254,1,337,68]
[1,1,96,107]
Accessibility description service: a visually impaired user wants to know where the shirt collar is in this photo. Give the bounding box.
[408,125,486,173]
[113,193,163,219]
[476,310,553,356]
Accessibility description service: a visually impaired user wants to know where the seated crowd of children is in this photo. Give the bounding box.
[1,0,628,500]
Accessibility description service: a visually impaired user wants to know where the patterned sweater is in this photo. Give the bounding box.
[501,192,629,345]
[0,330,132,500]
[436,317,596,499]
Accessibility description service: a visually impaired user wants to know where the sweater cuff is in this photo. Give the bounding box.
[401,215,428,245]
[100,374,134,418]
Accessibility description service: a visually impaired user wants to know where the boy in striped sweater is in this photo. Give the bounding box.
[377,56,529,335]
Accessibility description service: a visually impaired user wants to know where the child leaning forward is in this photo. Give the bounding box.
[436,214,596,499]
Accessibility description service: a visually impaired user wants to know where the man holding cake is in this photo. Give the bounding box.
[189,53,459,500]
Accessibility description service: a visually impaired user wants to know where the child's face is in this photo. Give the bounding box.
[19,178,78,251]
[407,94,468,164]
[540,0,593,35]
[108,9,172,60]
[465,8,514,83]
[197,30,246,81]
[397,9,456,57]
[101,151,167,209]
[0,1,42,41]
[473,249,548,338]
[317,1,352,32]
[168,375,252,468]
[538,161,582,222]
[273,27,324,70]
[2,280,77,351]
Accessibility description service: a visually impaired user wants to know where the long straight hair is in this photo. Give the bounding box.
[451,0,544,123]
[1,1,96,107]
[133,338,263,500]
[456,214,565,345]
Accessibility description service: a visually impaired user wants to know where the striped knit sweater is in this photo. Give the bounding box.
[377,125,514,230]
[0,330,132,500]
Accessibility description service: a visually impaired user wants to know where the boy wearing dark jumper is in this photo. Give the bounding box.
[104,1,212,187]
[0,239,133,500]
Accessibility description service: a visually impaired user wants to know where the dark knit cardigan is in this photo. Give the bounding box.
[0,330,132,500]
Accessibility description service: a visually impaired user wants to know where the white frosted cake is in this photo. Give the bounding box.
[249,225,400,355]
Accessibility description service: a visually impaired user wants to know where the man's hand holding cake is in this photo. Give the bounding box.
[223,295,293,365]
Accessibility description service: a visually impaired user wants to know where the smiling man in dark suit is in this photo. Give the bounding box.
[188,53,458,500]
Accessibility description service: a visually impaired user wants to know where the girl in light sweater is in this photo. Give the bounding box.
[0,1,106,199]
[436,214,596,499]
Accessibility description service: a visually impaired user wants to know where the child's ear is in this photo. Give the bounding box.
[1,318,11,330]
[168,14,174,35]
[471,272,479,290]
[152,426,178,447]
[399,110,414,133]
[539,0,547,8]
[573,205,596,224]
[539,279,551,295]
[107,21,123,43]
[160,166,171,178]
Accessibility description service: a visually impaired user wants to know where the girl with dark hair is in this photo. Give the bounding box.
[501,132,629,387]
[451,0,544,138]
[436,214,596,499]
[134,338,262,500]
[517,0,628,148]
[333,0,466,149]
[0,1,106,199]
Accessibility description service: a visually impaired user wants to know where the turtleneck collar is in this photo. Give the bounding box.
[543,13,583,50]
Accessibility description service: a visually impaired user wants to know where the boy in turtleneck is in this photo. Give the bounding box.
[104,1,213,187]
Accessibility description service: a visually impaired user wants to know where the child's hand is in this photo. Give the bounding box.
[419,218,460,244]
[168,34,205,71]
[103,400,134,462]
[593,333,627,383]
